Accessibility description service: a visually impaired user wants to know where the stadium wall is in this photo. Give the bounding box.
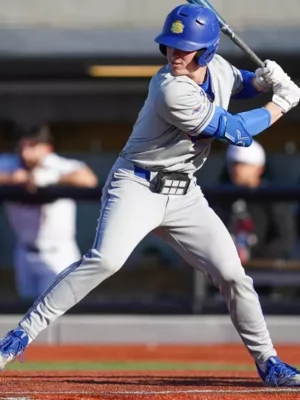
[0,315,299,344]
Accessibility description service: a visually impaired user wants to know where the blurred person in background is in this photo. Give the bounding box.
[216,140,296,265]
[0,124,98,300]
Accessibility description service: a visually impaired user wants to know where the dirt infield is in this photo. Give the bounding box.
[20,344,300,363]
[1,345,300,399]
[3,371,300,400]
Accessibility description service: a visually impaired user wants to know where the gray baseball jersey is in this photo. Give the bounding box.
[121,54,243,174]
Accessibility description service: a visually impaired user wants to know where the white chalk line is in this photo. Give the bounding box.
[2,398,32,400]
[1,388,300,395]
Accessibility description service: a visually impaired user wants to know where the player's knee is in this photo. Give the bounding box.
[217,263,251,287]
[84,249,123,277]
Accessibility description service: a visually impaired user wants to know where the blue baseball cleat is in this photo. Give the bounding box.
[0,328,29,370]
[256,356,300,387]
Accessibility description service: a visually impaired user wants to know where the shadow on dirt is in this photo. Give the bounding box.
[15,375,262,388]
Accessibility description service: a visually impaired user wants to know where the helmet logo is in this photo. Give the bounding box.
[171,20,184,34]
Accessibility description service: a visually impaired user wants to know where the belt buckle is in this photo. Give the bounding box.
[155,172,190,195]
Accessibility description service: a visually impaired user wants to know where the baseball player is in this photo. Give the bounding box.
[0,124,98,299]
[0,4,299,387]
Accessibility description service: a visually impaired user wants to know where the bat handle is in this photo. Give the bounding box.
[227,32,265,68]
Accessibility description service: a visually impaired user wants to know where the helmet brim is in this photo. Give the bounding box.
[154,34,203,52]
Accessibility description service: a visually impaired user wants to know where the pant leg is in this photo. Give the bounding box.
[20,173,167,340]
[159,186,276,363]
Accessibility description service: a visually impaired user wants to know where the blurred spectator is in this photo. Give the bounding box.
[216,140,296,264]
[0,124,98,300]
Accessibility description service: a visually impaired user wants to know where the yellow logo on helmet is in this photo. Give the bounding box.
[171,20,184,34]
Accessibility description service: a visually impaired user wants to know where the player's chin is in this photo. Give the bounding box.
[171,65,187,76]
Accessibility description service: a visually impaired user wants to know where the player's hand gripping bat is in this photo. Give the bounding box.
[186,0,265,67]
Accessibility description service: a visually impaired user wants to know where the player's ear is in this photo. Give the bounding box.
[194,49,206,65]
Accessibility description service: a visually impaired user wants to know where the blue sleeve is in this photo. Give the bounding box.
[202,106,271,147]
[232,70,261,100]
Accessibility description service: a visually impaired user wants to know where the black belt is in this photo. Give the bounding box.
[133,165,151,181]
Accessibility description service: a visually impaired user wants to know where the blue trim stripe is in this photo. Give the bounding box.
[92,177,112,250]
[20,257,84,324]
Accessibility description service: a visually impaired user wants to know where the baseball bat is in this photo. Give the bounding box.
[187,0,264,67]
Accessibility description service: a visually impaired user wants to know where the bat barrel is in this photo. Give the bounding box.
[186,0,264,67]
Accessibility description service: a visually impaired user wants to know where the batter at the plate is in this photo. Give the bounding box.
[1,3,300,387]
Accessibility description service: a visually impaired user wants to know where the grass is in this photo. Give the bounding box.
[6,361,258,371]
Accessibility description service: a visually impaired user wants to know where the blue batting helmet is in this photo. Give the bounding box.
[155,4,220,67]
